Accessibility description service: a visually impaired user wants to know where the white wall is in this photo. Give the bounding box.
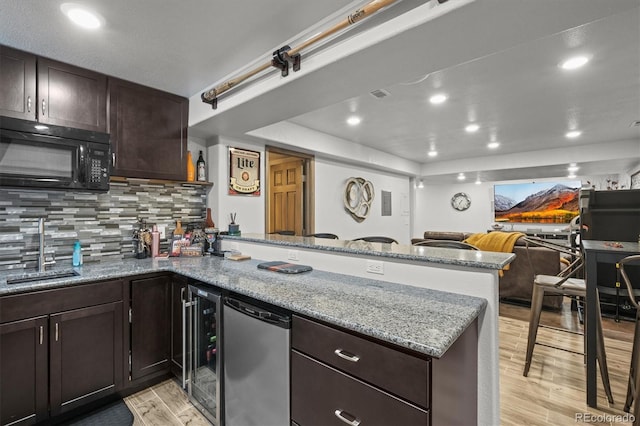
[413,173,626,236]
[202,135,412,242]
[314,158,411,243]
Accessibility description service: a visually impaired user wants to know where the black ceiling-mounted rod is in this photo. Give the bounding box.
[200,0,402,109]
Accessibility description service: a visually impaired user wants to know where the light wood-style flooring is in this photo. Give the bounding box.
[124,300,637,425]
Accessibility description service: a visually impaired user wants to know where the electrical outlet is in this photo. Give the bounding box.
[287,250,299,261]
[366,260,384,275]
[157,225,166,239]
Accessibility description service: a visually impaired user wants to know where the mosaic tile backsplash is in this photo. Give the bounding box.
[0,180,207,271]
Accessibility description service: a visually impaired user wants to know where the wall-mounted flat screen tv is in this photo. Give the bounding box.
[494,181,581,224]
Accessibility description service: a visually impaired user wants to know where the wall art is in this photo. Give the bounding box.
[229,147,261,196]
[344,177,374,222]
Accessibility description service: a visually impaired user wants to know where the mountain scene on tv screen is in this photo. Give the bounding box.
[494,182,580,224]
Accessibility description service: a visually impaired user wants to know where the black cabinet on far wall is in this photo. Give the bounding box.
[109,78,188,181]
[0,45,36,120]
[130,275,171,383]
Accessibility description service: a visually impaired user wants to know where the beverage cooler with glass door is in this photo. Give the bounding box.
[187,284,222,425]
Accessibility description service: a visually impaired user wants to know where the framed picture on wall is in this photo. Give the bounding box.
[632,169,640,189]
[229,147,261,196]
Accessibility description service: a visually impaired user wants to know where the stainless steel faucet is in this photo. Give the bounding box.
[38,217,46,272]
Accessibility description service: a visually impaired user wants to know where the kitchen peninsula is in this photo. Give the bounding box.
[0,239,510,425]
[222,233,515,425]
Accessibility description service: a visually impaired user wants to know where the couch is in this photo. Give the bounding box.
[413,231,564,310]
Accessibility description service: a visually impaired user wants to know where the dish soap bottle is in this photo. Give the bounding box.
[72,241,83,267]
[197,150,206,182]
[187,151,195,182]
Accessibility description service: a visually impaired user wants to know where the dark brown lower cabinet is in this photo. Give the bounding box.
[130,275,171,383]
[0,279,125,425]
[291,315,478,426]
[49,302,123,417]
[291,351,429,426]
[0,316,48,425]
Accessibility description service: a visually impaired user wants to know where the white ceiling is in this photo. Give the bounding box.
[1,0,639,183]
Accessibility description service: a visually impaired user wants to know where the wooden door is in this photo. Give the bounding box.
[0,316,48,425]
[130,275,171,381]
[37,58,107,132]
[0,45,37,120]
[49,301,123,416]
[269,159,303,235]
[108,77,188,180]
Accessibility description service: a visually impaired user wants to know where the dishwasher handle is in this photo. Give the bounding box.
[225,297,291,329]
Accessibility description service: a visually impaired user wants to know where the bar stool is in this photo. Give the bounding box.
[620,255,640,423]
[522,238,614,404]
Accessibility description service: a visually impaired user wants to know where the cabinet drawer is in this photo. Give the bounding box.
[291,350,429,426]
[292,315,429,408]
[0,280,124,323]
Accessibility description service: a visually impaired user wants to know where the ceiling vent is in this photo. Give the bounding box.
[370,89,390,99]
[631,120,640,127]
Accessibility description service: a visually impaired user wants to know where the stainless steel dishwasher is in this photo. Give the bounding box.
[223,296,291,426]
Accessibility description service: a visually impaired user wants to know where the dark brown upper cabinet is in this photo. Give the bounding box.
[0,45,107,132]
[0,45,37,120]
[109,78,188,181]
[37,58,107,132]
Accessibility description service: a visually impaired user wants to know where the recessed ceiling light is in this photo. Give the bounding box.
[475,179,481,185]
[465,123,480,133]
[429,93,448,105]
[568,173,577,179]
[427,150,438,157]
[565,130,582,139]
[61,3,104,29]
[560,55,589,70]
[418,179,424,189]
[457,173,466,181]
[34,124,49,130]
[487,142,500,149]
[568,165,580,172]
[346,116,361,126]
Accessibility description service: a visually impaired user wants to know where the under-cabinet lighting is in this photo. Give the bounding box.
[465,123,480,133]
[560,55,590,70]
[346,116,361,126]
[429,93,448,105]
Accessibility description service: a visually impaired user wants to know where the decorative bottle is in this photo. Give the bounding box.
[205,208,215,228]
[197,150,206,182]
[187,151,195,182]
[174,220,184,237]
[151,225,160,257]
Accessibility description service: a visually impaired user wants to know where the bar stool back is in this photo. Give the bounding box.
[522,237,614,404]
[620,255,640,423]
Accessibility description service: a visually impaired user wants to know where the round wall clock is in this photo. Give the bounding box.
[451,192,471,211]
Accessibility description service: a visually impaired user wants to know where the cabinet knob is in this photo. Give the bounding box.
[334,409,361,426]
[39,325,44,345]
[334,349,360,363]
[55,322,59,341]
[112,152,116,168]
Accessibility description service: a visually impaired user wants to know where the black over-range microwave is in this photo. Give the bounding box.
[0,117,111,192]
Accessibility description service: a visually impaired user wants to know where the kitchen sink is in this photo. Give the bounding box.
[6,269,80,285]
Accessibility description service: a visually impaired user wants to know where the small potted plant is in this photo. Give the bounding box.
[228,213,240,235]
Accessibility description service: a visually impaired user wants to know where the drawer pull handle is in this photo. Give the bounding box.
[334,349,360,362]
[334,409,361,426]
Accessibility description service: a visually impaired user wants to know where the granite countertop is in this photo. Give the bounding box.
[224,233,515,270]
[0,256,487,358]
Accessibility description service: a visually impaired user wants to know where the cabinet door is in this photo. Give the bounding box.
[49,302,123,417]
[0,45,36,120]
[130,275,171,381]
[0,316,48,425]
[37,57,107,132]
[109,78,188,180]
[171,275,188,381]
